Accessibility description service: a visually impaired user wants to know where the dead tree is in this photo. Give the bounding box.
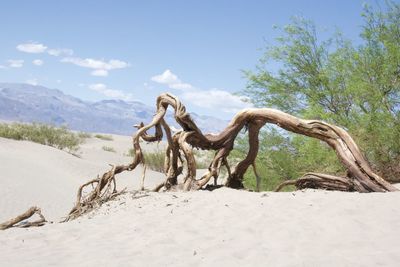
[142,93,397,193]
[2,93,396,227]
[63,93,397,221]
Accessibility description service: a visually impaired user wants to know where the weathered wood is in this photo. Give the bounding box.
[63,93,398,221]
[145,93,397,192]
[275,173,356,192]
[0,206,46,230]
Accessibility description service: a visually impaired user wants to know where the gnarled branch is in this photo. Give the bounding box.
[0,206,46,230]
[63,93,397,220]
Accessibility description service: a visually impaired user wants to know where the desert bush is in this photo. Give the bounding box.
[242,2,400,185]
[0,123,83,152]
[193,149,213,169]
[143,150,165,172]
[78,132,92,139]
[128,149,165,172]
[94,134,113,141]
[128,148,212,172]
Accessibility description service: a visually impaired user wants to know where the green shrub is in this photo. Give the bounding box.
[144,150,165,172]
[128,149,166,172]
[94,134,113,141]
[0,122,83,152]
[78,131,92,139]
[193,149,212,169]
[128,148,212,172]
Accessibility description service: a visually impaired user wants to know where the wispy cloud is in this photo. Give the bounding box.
[91,69,108,77]
[7,59,24,68]
[32,59,44,66]
[26,78,38,86]
[16,42,47,53]
[151,69,252,113]
[14,41,126,77]
[89,83,133,100]
[48,48,74,57]
[151,69,193,90]
[62,57,130,76]
[181,89,252,113]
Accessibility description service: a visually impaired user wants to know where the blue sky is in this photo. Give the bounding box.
[0,0,390,118]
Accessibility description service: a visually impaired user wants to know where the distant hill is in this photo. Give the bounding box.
[0,83,227,135]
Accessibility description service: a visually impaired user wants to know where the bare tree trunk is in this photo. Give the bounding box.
[4,93,395,226]
[146,93,397,192]
[63,93,397,220]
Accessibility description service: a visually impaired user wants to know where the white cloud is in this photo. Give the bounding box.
[32,59,44,66]
[26,79,38,86]
[91,69,108,77]
[151,69,194,90]
[17,42,47,53]
[181,89,253,113]
[61,57,129,77]
[151,69,253,113]
[48,48,74,57]
[170,82,193,90]
[150,69,252,113]
[7,59,24,68]
[0,65,5,69]
[61,57,129,70]
[89,83,133,100]
[151,69,180,84]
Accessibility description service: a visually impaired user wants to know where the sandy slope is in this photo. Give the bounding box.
[0,135,165,221]
[1,135,400,266]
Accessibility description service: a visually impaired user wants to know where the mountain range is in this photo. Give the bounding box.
[0,83,227,135]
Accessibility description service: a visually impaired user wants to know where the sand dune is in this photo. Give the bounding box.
[0,135,165,221]
[1,135,400,266]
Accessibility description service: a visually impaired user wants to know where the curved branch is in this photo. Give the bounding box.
[0,207,46,230]
[147,93,398,192]
[275,173,357,192]
[64,92,398,221]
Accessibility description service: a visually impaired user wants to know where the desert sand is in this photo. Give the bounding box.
[1,134,400,266]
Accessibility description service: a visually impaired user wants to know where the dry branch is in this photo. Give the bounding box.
[62,93,398,220]
[3,93,396,227]
[0,206,46,230]
[275,173,355,192]
[142,93,397,193]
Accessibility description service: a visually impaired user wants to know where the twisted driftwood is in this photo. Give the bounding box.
[139,93,397,193]
[3,93,396,227]
[20,92,397,223]
[0,206,46,230]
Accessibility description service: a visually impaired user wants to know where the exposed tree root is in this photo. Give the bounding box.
[0,206,46,230]
[0,94,398,230]
[140,93,397,193]
[275,173,356,192]
[65,93,396,220]
[63,162,138,221]
[3,93,396,227]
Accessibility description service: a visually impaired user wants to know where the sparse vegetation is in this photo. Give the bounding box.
[127,148,212,172]
[128,148,165,172]
[144,150,165,172]
[95,134,113,141]
[102,146,116,153]
[77,132,92,139]
[0,123,84,152]
[193,149,213,169]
